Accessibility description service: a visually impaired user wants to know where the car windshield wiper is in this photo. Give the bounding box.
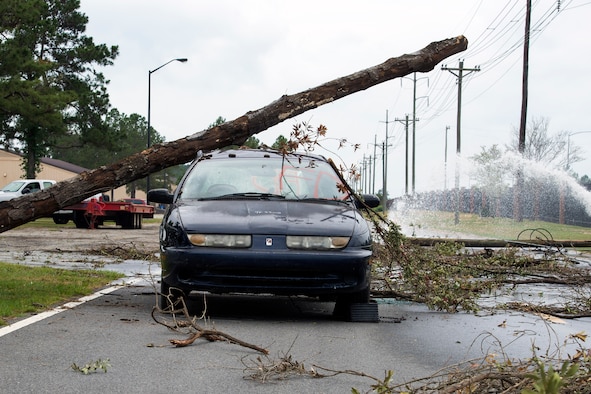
[201,192,286,200]
[297,197,350,205]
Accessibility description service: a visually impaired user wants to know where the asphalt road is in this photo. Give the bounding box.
[2,223,591,393]
[2,279,590,394]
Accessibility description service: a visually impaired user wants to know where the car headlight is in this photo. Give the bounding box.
[188,234,252,248]
[286,236,350,250]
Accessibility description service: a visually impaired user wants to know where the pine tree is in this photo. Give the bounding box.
[0,0,118,177]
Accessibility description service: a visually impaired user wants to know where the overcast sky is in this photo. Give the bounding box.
[79,0,590,196]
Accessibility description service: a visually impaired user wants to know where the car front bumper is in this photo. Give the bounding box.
[161,244,372,298]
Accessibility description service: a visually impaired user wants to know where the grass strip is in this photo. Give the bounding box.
[0,262,123,326]
[393,209,591,241]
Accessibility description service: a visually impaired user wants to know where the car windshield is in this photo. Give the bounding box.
[178,155,349,201]
[1,181,25,192]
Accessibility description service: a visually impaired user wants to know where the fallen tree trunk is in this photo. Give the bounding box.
[0,36,468,232]
[408,237,591,248]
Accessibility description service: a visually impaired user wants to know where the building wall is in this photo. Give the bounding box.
[0,150,25,187]
[0,150,146,201]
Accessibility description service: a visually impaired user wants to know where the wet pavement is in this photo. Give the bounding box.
[2,281,591,393]
[2,219,591,392]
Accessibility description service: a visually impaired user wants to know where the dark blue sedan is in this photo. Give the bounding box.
[148,148,379,320]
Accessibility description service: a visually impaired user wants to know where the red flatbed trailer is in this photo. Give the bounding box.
[53,199,155,229]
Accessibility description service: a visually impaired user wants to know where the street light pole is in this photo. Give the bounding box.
[146,58,188,192]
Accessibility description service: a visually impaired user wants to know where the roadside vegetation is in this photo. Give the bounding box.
[0,262,122,326]
[396,209,591,242]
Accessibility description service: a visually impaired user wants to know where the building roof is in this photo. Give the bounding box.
[1,148,89,175]
[40,157,89,174]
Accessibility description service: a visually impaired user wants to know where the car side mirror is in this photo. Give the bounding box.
[147,188,174,204]
[356,194,380,209]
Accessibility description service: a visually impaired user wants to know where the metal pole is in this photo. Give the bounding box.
[146,70,152,193]
[412,73,416,195]
[372,135,377,194]
[444,125,449,190]
[405,115,409,196]
[146,58,188,193]
[383,110,388,210]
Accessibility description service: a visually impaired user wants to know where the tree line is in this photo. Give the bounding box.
[0,0,182,193]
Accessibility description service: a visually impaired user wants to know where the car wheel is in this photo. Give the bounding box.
[333,287,371,320]
[52,216,69,225]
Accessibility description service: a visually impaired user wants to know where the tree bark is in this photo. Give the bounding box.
[0,36,468,232]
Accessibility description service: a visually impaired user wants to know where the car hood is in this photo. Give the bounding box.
[175,199,362,236]
[0,191,19,202]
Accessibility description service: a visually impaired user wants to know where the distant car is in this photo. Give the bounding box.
[148,148,380,319]
[0,179,56,202]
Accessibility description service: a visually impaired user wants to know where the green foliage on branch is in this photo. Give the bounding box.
[71,358,111,375]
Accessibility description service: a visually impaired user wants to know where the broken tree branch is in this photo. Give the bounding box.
[0,36,468,232]
[151,295,269,354]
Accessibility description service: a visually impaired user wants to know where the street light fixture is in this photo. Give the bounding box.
[146,57,188,192]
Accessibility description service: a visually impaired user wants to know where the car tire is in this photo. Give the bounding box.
[333,287,371,320]
[52,215,69,225]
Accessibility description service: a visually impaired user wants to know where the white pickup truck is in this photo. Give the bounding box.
[0,179,56,202]
[0,179,109,225]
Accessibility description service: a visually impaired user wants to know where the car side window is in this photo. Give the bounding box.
[26,182,40,192]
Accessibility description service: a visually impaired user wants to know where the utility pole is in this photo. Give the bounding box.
[360,155,366,193]
[370,134,384,194]
[444,125,450,190]
[364,155,371,193]
[401,73,427,195]
[379,110,394,210]
[366,155,370,194]
[395,115,410,195]
[442,60,480,224]
[381,141,386,207]
[514,0,532,222]
[411,114,419,195]
[410,73,428,195]
[518,0,531,154]
[372,135,377,194]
